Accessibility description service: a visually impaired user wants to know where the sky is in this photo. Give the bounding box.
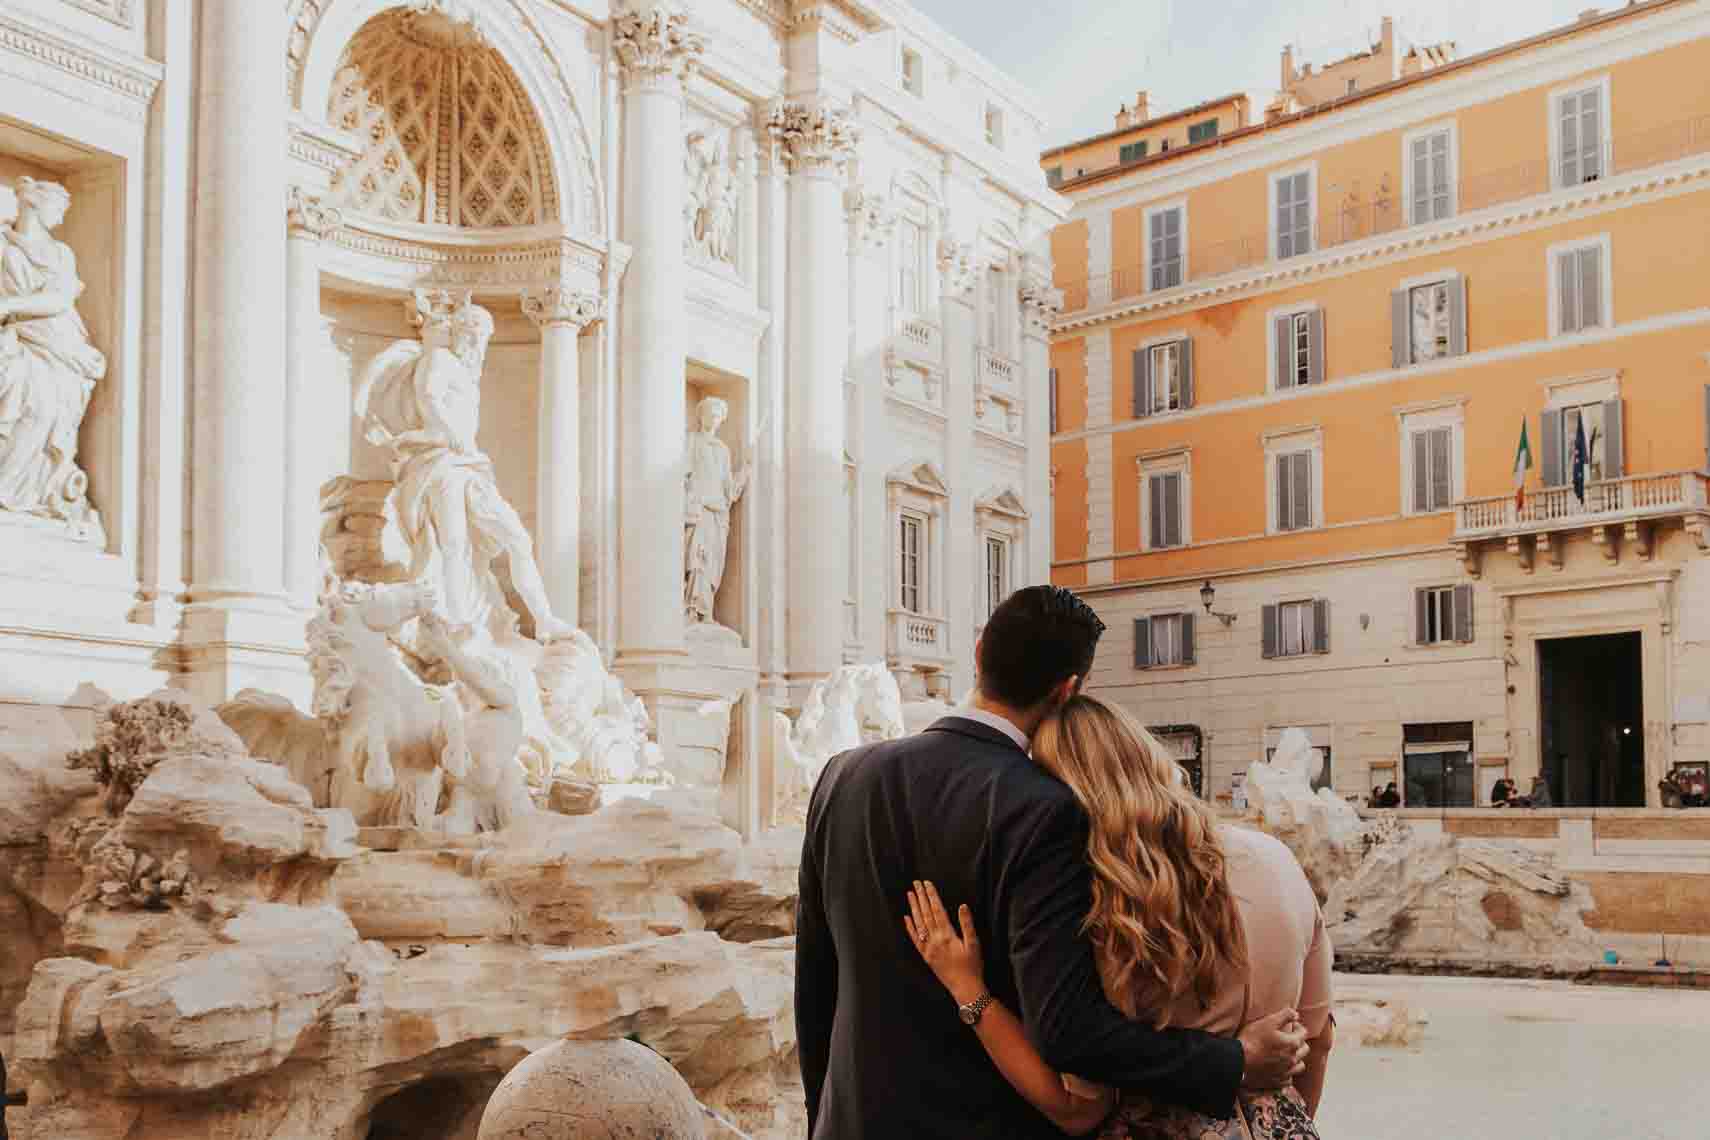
[927,0,1598,146]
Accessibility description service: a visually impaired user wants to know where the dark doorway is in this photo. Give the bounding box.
[1538,632,1644,807]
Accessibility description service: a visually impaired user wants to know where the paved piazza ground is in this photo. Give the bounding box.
[1320,974,1710,1139]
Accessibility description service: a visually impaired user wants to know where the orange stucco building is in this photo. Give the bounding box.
[1044,0,1710,809]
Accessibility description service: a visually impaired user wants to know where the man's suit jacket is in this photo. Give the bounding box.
[796,716,1244,1139]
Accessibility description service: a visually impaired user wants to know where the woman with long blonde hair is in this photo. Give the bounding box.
[906,695,1334,1138]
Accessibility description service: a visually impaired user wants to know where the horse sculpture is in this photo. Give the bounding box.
[774,663,906,822]
[218,579,527,833]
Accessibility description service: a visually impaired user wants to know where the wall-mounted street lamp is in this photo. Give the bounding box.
[1200,580,1237,628]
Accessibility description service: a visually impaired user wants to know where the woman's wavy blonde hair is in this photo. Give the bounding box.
[1032,695,1247,1027]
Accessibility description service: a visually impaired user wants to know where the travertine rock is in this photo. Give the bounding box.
[477,1038,705,1139]
[1331,997,1427,1048]
[68,691,246,816]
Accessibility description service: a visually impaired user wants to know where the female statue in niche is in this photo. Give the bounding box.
[0,178,107,535]
[683,396,749,626]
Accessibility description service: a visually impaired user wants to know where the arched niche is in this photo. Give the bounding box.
[288,0,602,237]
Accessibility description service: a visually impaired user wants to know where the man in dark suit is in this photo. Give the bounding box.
[796,585,1308,1139]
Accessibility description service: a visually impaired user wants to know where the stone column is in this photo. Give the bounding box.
[284,189,341,608]
[523,286,603,632]
[612,5,703,660]
[1020,261,1063,587]
[846,187,894,659]
[189,0,288,611]
[769,100,858,682]
[938,236,979,697]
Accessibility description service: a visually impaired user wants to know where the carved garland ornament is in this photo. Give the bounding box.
[287,187,343,240]
[612,5,705,89]
[937,238,978,298]
[764,101,859,176]
[844,187,896,250]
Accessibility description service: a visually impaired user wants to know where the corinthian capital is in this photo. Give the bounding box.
[522,286,605,330]
[764,101,859,176]
[613,5,705,92]
[286,187,341,240]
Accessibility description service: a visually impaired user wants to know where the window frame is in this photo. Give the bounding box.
[900,46,925,97]
[1135,611,1196,670]
[1395,269,1465,366]
[1119,139,1150,165]
[1139,449,1192,552]
[1276,599,1317,658]
[983,534,1009,621]
[1402,120,1459,226]
[1144,199,1188,292]
[898,510,926,615]
[1398,401,1466,517]
[1187,118,1219,144]
[1547,233,1613,338]
[983,262,1010,356]
[1149,340,1184,415]
[1266,302,1323,392]
[894,215,926,317]
[1548,74,1611,191]
[1414,583,1475,647]
[1265,427,1324,535]
[1268,161,1318,261]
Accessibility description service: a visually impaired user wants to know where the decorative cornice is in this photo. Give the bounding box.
[765,101,859,176]
[286,188,342,240]
[320,219,614,294]
[0,11,162,121]
[1020,282,1064,337]
[521,285,605,329]
[788,3,862,45]
[1055,154,1710,334]
[937,238,978,299]
[844,186,896,251]
[288,118,364,177]
[612,5,705,93]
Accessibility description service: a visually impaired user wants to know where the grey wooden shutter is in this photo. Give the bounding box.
[1261,604,1279,659]
[1602,397,1624,477]
[1148,475,1161,549]
[1415,588,1430,645]
[1448,277,1468,356]
[1181,613,1196,666]
[1133,617,1152,669]
[1275,316,1293,388]
[1430,427,1452,510]
[1313,598,1331,654]
[1558,248,1579,334]
[1292,451,1313,528]
[1308,310,1326,385]
[1048,368,1058,434]
[1391,289,1410,367]
[1132,349,1151,418]
[1275,455,1291,530]
[1163,473,1183,548]
[1453,583,1474,643]
[1180,339,1195,409]
[1541,409,1565,486]
[1412,432,1430,514]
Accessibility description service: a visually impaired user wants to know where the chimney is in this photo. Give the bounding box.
[1381,16,1398,81]
[1281,44,1296,89]
[1115,103,1130,129]
[1133,90,1150,122]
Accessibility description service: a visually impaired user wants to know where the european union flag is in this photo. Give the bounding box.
[1572,415,1589,504]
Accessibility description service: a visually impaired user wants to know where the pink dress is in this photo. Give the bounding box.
[1071,825,1333,1139]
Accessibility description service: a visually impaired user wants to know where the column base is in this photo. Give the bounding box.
[178,601,311,708]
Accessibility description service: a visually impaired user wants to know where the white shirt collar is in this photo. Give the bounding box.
[955,704,1030,752]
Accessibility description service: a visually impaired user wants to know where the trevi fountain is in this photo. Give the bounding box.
[0,1,1658,1137]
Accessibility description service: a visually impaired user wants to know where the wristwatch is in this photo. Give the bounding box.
[957,992,995,1027]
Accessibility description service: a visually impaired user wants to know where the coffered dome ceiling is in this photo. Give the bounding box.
[326,7,558,229]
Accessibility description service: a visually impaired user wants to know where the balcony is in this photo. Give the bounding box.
[887,609,952,670]
[1452,471,1710,576]
[892,312,943,365]
[976,346,1020,398]
[1057,112,1710,316]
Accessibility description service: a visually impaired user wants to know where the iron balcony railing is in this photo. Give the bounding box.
[1057,113,1710,315]
[1454,471,1710,540]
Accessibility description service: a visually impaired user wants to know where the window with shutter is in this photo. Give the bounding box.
[1556,85,1604,187]
[1137,614,1191,668]
[1555,243,1605,334]
[1410,426,1454,513]
[1558,401,1610,484]
[1133,617,1151,669]
[1313,598,1330,654]
[1417,586,1453,644]
[1149,341,1184,414]
[1188,119,1219,144]
[1406,280,1452,363]
[1261,604,1280,659]
[1120,140,1149,164]
[1275,450,1317,532]
[1149,207,1183,290]
[1132,349,1151,419]
[1145,469,1187,550]
[1453,584,1474,643]
[1181,613,1196,665]
[1275,599,1315,657]
[1409,128,1454,224]
[1274,170,1313,259]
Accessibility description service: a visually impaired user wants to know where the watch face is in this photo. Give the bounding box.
[959,1006,978,1025]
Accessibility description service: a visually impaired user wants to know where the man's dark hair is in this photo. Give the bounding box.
[977,585,1106,711]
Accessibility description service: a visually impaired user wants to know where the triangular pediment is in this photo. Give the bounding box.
[976,484,1028,520]
[887,460,949,499]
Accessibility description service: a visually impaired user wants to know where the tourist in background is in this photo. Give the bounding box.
[905,696,1334,1139]
[1490,778,1515,807]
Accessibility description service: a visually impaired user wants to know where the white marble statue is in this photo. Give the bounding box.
[355,289,572,644]
[219,578,529,833]
[683,396,749,625]
[684,130,737,265]
[1246,726,1363,844]
[0,178,107,536]
[774,663,905,821]
[536,627,664,785]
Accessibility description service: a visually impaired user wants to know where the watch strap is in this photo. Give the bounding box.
[959,992,995,1025]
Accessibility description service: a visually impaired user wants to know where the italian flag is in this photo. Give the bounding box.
[1513,420,1533,510]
